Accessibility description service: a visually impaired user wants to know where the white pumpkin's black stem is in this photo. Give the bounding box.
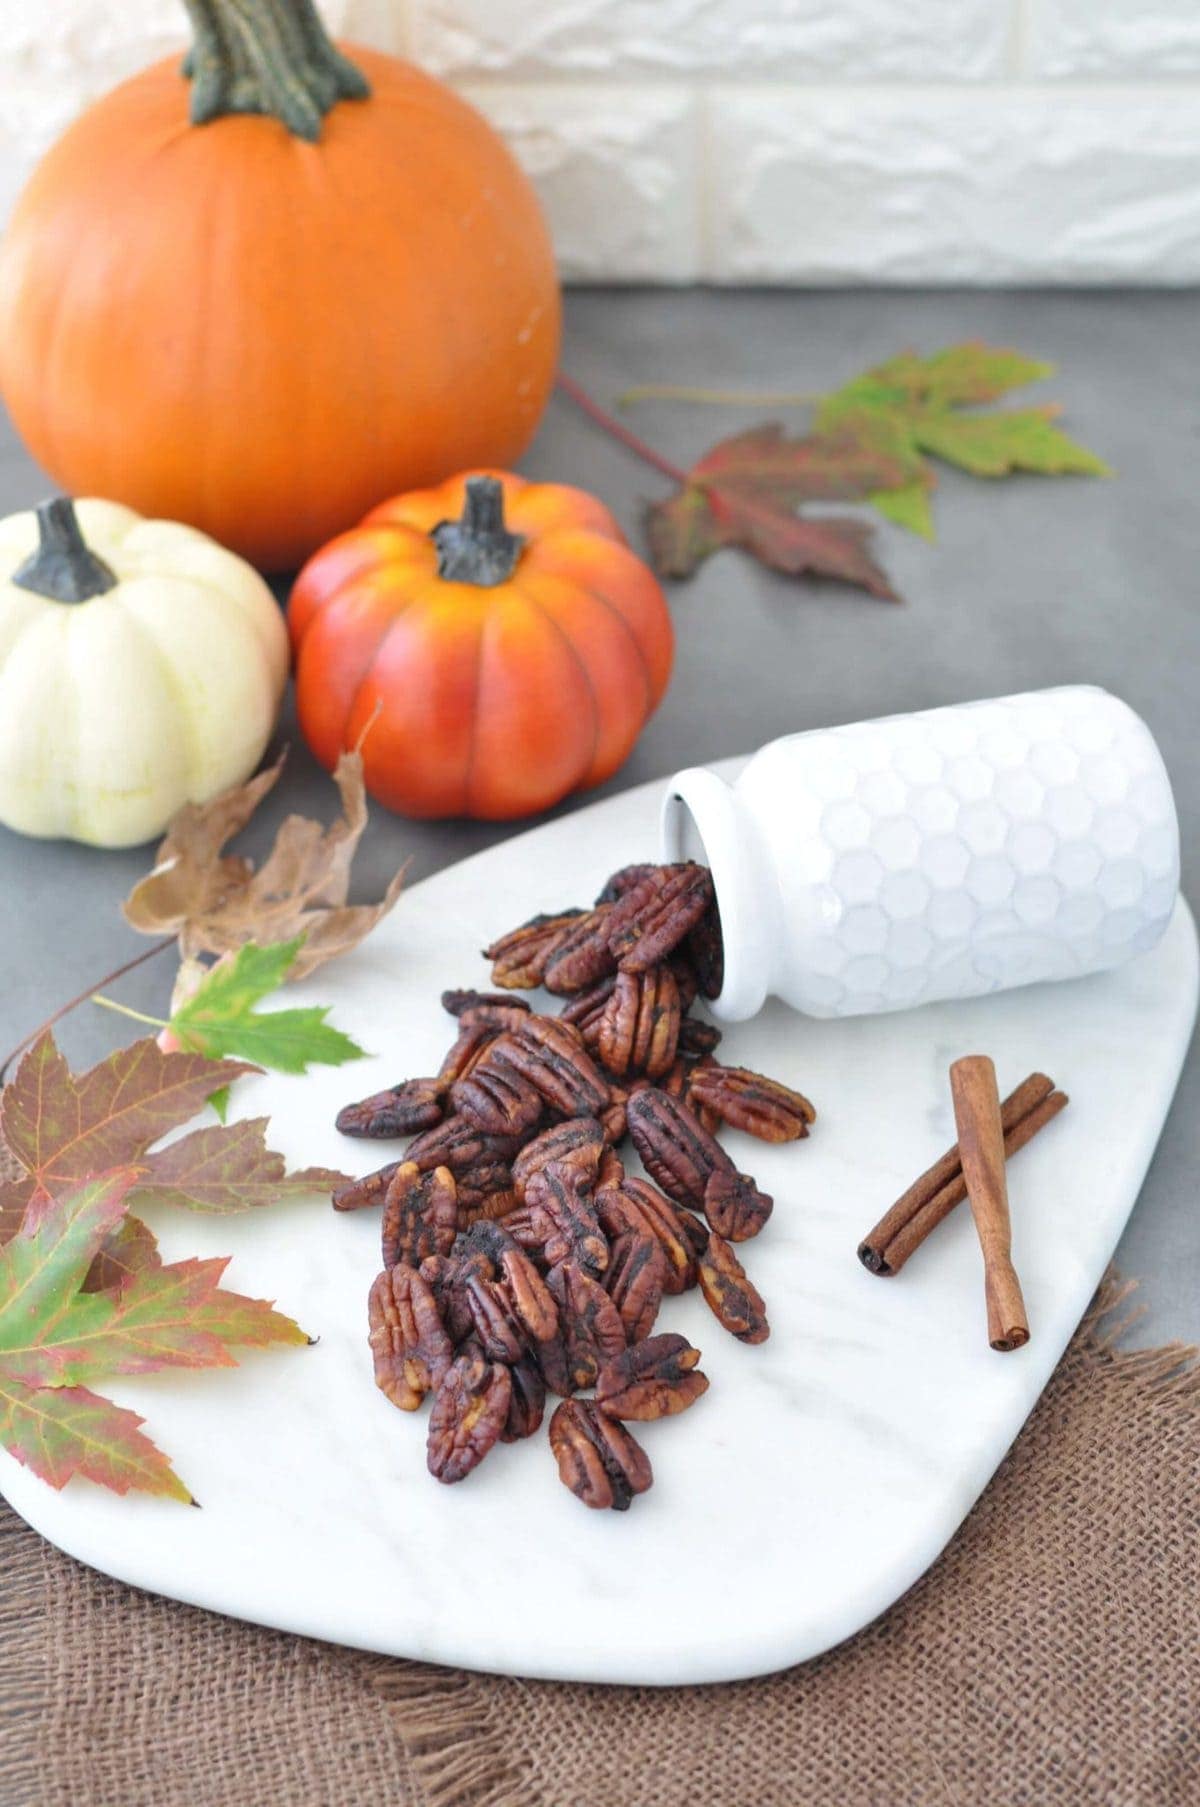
[182,0,369,142]
[432,478,525,588]
[13,498,117,603]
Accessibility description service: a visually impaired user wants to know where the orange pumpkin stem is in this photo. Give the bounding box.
[13,497,117,603]
[181,0,369,141]
[432,476,526,588]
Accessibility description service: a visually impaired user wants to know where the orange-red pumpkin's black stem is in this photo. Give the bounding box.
[432,476,525,588]
[556,372,691,487]
[181,0,369,142]
[13,497,117,604]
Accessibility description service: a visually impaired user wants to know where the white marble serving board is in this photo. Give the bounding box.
[2,764,1196,1685]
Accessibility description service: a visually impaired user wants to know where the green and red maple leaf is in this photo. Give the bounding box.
[0,1032,343,1503]
[643,341,1109,593]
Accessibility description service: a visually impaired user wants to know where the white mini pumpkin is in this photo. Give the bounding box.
[0,497,288,847]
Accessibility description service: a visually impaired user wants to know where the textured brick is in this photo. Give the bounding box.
[1027,1,1200,78]
[708,89,1200,283]
[415,0,1008,80]
[462,85,699,280]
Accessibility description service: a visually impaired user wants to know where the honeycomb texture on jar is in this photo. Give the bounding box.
[755,689,1178,1018]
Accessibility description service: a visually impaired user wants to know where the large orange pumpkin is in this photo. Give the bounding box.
[289,472,675,820]
[0,0,560,572]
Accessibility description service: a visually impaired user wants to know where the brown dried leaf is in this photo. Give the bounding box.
[122,749,406,981]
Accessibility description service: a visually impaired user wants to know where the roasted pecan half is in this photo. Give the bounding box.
[419,1246,493,1345]
[512,1116,605,1203]
[464,1273,527,1364]
[597,1145,625,1191]
[451,1038,546,1137]
[595,863,658,906]
[625,1085,727,1213]
[687,1064,816,1143]
[594,1332,708,1421]
[687,899,725,1000]
[698,1232,770,1344]
[442,988,531,1022]
[596,966,681,1080]
[703,1167,773,1242]
[606,864,714,973]
[670,951,700,1011]
[368,1264,453,1411]
[549,1399,653,1510]
[497,1017,610,1120]
[541,906,617,995]
[498,1246,559,1345]
[600,1086,629,1145]
[485,909,585,989]
[461,1225,559,1345]
[436,1021,498,1087]
[336,1076,444,1139]
[557,974,617,1040]
[427,1346,512,1483]
[596,1177,698,1295]
[491,1203,547,1261]
[604,1231,667,1343]
[405,1118,524,1193]
[678,1017,722,1059]
[531,1328,575,1398]
[547,1261,627,1391]
[333,1161,401,1213]
[458,1187,521,1226]
[381,1163,458,1270]
[659,1055,721,1135]
[501,1354,546,1442]
[526,1161,608,1278]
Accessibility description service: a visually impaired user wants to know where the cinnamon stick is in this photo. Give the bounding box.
[950,1055,1030,1352]
[858,1073,1066,1276]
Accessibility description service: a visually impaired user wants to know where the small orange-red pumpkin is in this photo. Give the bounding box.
[289,471,674,820]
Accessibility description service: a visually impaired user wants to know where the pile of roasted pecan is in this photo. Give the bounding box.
[332,861,814,1511]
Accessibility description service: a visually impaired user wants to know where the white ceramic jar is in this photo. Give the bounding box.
[660,686,1179,1023]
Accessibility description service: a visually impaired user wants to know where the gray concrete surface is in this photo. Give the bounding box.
[1,287,1196,1344]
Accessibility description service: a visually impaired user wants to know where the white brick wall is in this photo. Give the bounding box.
[4,0,1200,282]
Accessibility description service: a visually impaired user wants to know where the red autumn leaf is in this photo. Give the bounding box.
[686,422,908,505]
[645,422,904,597]
[0,1375,193,1503]
[0,1034,346,1240]
[83,1213,163,1295]
[0,1036,322,1503]
[132,1117,345,1214]
[0,1034,254,1234]
[4,1253,308,1388]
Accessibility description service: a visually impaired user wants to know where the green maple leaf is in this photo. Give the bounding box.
[169,938,366,1075]
[817,341,1110,538]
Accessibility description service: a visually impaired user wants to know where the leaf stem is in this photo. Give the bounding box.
[91,996,170,1030]
[617,384,821,409]
[556,373,690,486]
[0,937,176,1085]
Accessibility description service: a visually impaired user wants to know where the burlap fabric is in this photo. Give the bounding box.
[0,1275,1196,1807]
